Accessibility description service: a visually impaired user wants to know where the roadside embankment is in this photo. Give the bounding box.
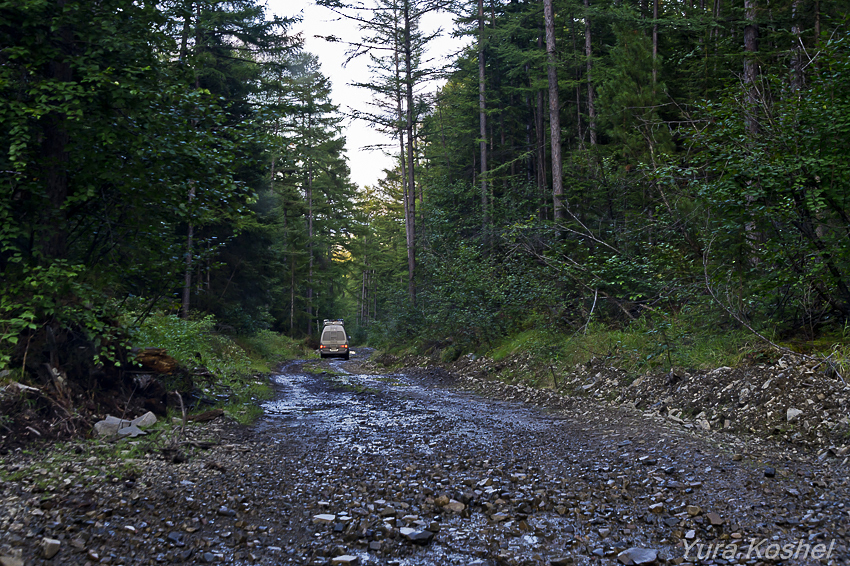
[365,351,850,459]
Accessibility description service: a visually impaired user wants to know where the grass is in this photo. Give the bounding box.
[468,304,850,398]
[491,329,541,362]
[488,311,753,381]
[131,313,313,424]
[236,330,317,371]
[429,306,779,392]
[0,439,145,489]
[302,362,345,376]
[0,317,311,477]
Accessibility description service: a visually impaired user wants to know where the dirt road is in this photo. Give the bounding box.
[1,352,847,565]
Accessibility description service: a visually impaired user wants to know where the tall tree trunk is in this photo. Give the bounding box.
[536,86,547,218]
[360,269,366,326]
[478,0,489,243]
[437,99,451,179]
[570,15,584,149]
[584,0,597,146]
[713,0,720,39]
[532,35,547,220]
[814,0,820,40]
[393,6,414,305]
[306,113,315,336]
[414,121,424,217]
[652,0,658,87]
[403,0,416,305]
[790,0,803,92]
[524,92,534,184]
[179,1,192,60]
[543,0,564,219]
[42,0,73,260]
[393,22,409,239]
[285,207,295,335]
[743,0,759,137]
[181,184,195,319]
[194,3,202,88]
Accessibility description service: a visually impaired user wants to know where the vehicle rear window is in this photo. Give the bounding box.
[322,330,346,342]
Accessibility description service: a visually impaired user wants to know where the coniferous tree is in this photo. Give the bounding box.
[318,0,450,305]
[267,53,357,336]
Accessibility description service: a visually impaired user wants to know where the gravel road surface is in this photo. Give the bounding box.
[1,352,847,566]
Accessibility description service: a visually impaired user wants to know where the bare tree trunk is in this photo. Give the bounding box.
[179,1,192,60]
[394,39,410,279]
[652,0,658,87]
[500,101,509,177]
[414,121,424,221]
[288,217,295,334]
[181,184,195,319]
[478,0,489,243]
[360,269,366,326]
[524,91,534,183]
[790,0,803,92]
[713,0,720,40]
[403,0,416,305]
[533,34,547,219]
[306,112,315,336]
[543,0,564,219]
[814,0,820,40]
[194,3,202,88]
[437,99,451,178]
[570,15,584,149]
[744,0,759,137]
[179,0,199,319]
[584,0,597,146]
[536,86,547,218]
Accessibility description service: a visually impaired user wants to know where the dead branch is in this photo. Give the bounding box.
[702,238,847,385]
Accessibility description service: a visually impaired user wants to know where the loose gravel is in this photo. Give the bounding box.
[1,352,848,566]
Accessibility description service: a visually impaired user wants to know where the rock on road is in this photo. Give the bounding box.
[1,351,848,566]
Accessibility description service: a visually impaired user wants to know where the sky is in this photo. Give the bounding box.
[265,0,469,190]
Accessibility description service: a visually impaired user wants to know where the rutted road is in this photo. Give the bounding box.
[242,354,848,565]
[1,352,847,566]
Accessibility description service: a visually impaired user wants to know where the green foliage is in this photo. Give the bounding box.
[597,19,673,164]
[236,330,314,371]
[688,31,850,329]
[132,313,310,423]
[489,306,750,378]
[0,0,298,371]
[3,0,850,400]
[255,51,359,337]
[357,0,850,363]
[491,329,544,362]
[134,314,253,381]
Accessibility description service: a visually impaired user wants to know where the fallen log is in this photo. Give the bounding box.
[187,408,224,422]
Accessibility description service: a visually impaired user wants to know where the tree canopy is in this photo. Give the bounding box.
[2,0,850,378]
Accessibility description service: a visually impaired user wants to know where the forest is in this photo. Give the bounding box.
[2,0,850,389]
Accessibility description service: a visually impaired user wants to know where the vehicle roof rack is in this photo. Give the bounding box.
[323,318,344,326]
